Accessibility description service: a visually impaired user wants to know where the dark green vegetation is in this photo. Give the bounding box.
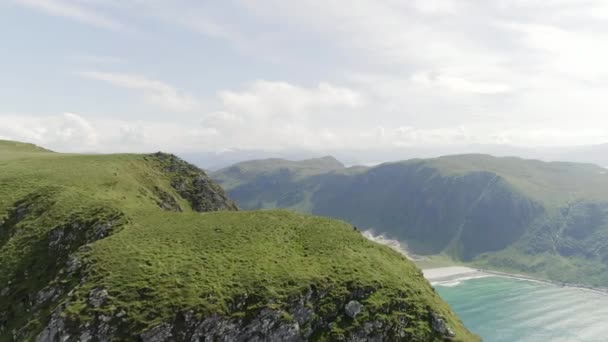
[213,154,608,287]
[0,141,476,341]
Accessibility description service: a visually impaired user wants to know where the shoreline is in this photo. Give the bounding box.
[422,266,608,296]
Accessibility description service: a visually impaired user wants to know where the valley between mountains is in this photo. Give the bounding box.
[213,154,608,287]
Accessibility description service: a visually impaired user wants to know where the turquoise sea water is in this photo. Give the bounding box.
[435,276,608,342]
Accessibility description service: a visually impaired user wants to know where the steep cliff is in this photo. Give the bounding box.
[0,141,476,341]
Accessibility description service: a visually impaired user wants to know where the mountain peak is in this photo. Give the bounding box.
[300,155,345,169]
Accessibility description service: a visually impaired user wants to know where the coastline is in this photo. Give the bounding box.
[422,266,490,285]
[422,265,608,295]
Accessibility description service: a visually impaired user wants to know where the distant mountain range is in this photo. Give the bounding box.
[186,143,608,171]
[213,154,608,286]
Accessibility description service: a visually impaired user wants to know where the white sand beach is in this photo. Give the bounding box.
[422,266,491,285]
[422,266,608,296]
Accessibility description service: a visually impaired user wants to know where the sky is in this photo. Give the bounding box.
[3,0,608,156]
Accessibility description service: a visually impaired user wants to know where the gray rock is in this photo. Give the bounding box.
[0,311,6,333]
[14,205,29,221]
[153,186,183,212]
[65,254,82,274]
[88,287,109,308]
[48,227,66,248]
[430,312,455,338]
[141,324,174,342]
[79,330,93,342]
[36,309,67,342]
[91,221,113,241]
[345,300,363,318]
[29,286,449,341]
[35,286,59,307]
[291,305,313,326]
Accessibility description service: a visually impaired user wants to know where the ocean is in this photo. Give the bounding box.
[435,276,608,342]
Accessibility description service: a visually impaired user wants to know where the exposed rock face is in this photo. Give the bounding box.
[36,305,119,342]
[4,155,241,342]
[88,287,109,308]
[140,310,302,342]
[431,312,455,340]
[36,307,66,342]
[147,153,238,212]
[33,286,458,342]
[0,191,55,248]
[345,300,363,318]
[48,219,117,251]
[152,186,183,212]
[0,195,124,342]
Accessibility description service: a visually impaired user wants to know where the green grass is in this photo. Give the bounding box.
[213,156,345,190]
[0,139,52,154]
[0,141,477,341]
[81,211,469,333]
[213,153,608,288]
[424,154,608,206]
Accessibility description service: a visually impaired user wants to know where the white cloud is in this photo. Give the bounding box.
[78,71,199,112]
[14,0,126,31]
[0,113,97,150]
[0,113,215,153]
[192,81,367,150]
[411,71,512,94]
[505,22,608,81]
[410,0,456,14]
[9,0,608,154]
[359,124,608,149]
[2,110,607,157]
[218,80,364,120]
[492,127,608,147]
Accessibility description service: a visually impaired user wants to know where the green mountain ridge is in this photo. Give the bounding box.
[0,140,53,155]
[0,141,476,341]
[213,154,608,286]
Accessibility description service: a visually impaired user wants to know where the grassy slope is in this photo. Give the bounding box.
[213,156,346,191]
[213,154,608,286]
[213,157,366,212]
[427,154,608,205]
[217,154,608,206]
[0,140,52,154]
[84,211,472,338]
[0,142,476,341]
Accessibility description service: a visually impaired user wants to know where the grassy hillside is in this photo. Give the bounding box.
[213,154,608,286]
[213,156,345,190]
[0,140,52,159]
[0,141,476,341]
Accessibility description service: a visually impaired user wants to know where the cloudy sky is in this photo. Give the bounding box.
[3,0,608,155]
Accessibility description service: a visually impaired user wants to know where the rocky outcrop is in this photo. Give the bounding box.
[0,196,125,342]
[0,189,57,248]
[140,310,302,342]
[431,312,455,340]
[344,300,362,318]
[147,153,238,212]
[152,186,183,212]
[88,287,109,308]
[33,285,458,342]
